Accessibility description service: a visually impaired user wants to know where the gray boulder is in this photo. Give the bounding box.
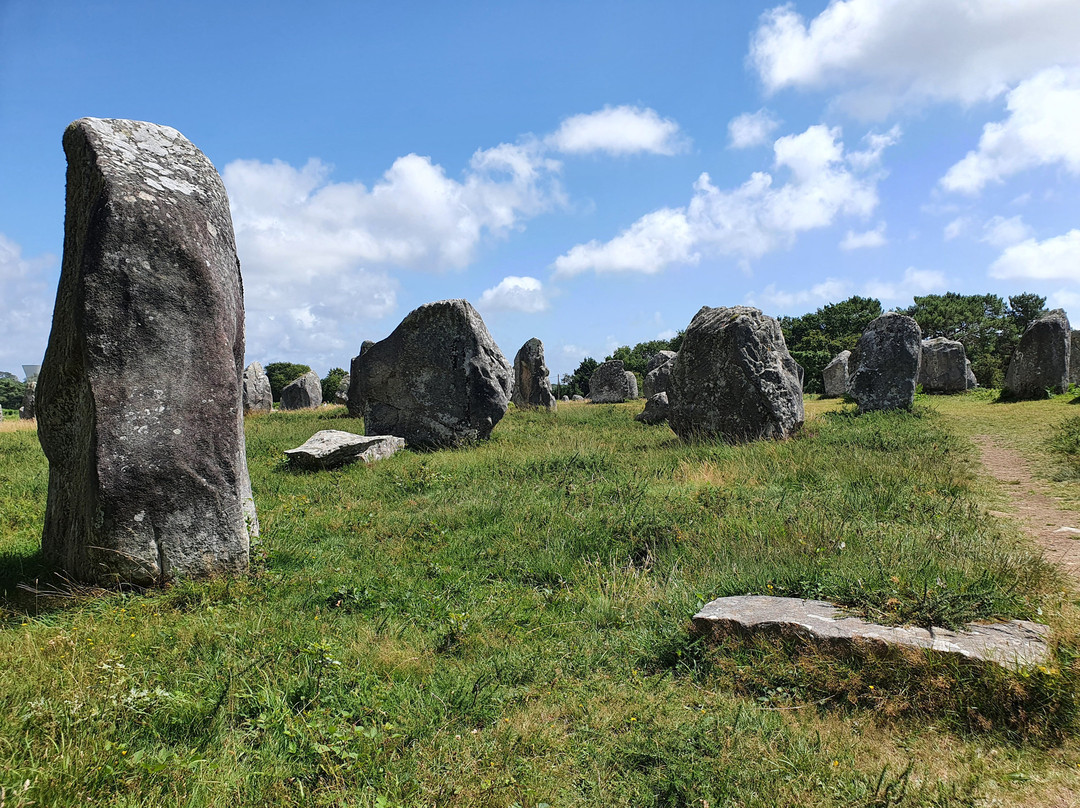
[37,117,255,585]
[848,313,922,412]
[1005,310,1071,398]
[822,350,850,398]
[918,337,969,394]
[280,370,323,410]
[560,395,570,402]
[19,380,35,420]
[646,350,677,374]
[1070,331,1080,387]
[571,394,584,401]
[511,338,556,411]
[284,430,405,471]
[588,360,632,403]
[353,299,512,448]
[668,306,804,443]
[965,359,979,390]
[334,374,350,405]
[625,371,639,399]
[643,351,676,399]
[347,340,376,418]
[635,391,670,425]
[242,362,272,413]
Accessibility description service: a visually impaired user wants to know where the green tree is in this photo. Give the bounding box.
[781,296,882,393]
[321,368,348,403]
[567,358,598,398]
[605,339,674,377]
[0,377,26,410]
[264,362,312,402]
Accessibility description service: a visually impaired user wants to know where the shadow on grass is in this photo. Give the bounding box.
[0,548,121,620]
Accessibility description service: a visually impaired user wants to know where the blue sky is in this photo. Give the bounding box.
[2,0,1078,382]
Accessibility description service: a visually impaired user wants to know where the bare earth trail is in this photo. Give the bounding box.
[971,434,1080,584]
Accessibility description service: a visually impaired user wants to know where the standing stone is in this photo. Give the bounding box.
[346,340,376,418]
[643,351,677,399]
[19,381,35,420]
[242,362,272,413]
[560,395,570,402]
[571,394,584,401]
[668,306,804,443]
[588,360,632,403]
[965,359,979,390]
[822,350,850,398]
[1070,331,1080,387]
[918,338,969,394]
[353,299,512,448]
[848,313,922,412]
[1005,310,1071,399]
[280,370,323,410]
[635,391,670,425]
[37,117,255,585]
[511,338,557,411]
[334,374,350,405]
[625,371,639,399]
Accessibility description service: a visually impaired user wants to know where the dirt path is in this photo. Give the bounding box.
[972,434,1080,584]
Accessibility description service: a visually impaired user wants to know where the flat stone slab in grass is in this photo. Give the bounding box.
[285,430,405,471]
[692,595,1049,670]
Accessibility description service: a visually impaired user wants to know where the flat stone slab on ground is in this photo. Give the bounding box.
[692,595,1049,670]
[285,430,405,471]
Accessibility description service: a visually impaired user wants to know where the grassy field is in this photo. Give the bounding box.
[0,394,1078,807]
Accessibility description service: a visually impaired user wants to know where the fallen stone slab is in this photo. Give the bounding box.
[692,595,1049,670]
[285,430,405,471]
[1053,526,1080,536]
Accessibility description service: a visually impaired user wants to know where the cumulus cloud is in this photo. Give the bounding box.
[943,216,972,241]
[547,105,687,156]
[477,275,549,313]
[980,215,1034,249]
[749,277,851,310]
[840,222,887,250]
[750,267,946,312]
[940,67,1080,194]
[989,229,1080,281]
[552,124,893,277]
[728,109,781,148]
[750,0,1080,117]
[863,267,947,302]
[0,234,57,372]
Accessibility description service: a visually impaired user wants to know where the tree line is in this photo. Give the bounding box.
[561,291,1049,397]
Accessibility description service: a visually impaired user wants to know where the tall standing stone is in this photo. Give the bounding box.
[625,371,639,399]
[1070,331,1080,388]
[643,351,676,399]
[19,381,35,420]
[918,337,969,394]
[511,338,556,411]
[242,362,272,413]
[848,313,922,412]
[822,350,850,398]
[354,299,512,448]
[668,306,804,443]
[347,340,376,418]
[1005,310,1071,398]
[588,360,632,403]
[37,118,255,585]
[280,370,323,410]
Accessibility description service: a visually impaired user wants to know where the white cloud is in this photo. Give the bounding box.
[728,109,780,149]
[547,106,687,156]
[943,216,972,241]
[477,275,549,313]
[840,222,887,250]
[863,267,947,302]
[989,229,1080,281]
[552,124,893,277]
[980,215,1033,249]
[0,234,57,372]
[749,277,851,311]
[750,0,1080,117]
[940,67,1080,194]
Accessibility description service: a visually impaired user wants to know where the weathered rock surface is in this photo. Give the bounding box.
[625,371,639,399]
[37,117,255,585]
[668,306,804,443]
[643,351,676,399]
[822,350,850,398]
[1070,331,1080,387]
[588,360,632,403]
[560,395,570,402]
[1005,311,1071,398]
[848,313,922,412]
[918,337,969,394]
[334,374,350,405]
[242,362,272,413]
[353,299,512,448]
[692,595,1048,671]
[635,392,670,425]
[347,340,376,418]
[284,430,405,471]
[571,394,584,401]
[511,338,556,411]
[965,358,979,390]
[280,370,322,410]
[19,380,35,420]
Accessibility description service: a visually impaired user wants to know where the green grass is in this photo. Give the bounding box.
[0,400,1078,807]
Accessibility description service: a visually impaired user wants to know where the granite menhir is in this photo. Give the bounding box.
[37,118,256,585]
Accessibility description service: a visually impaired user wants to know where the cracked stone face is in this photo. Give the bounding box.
[37,118,256,585]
